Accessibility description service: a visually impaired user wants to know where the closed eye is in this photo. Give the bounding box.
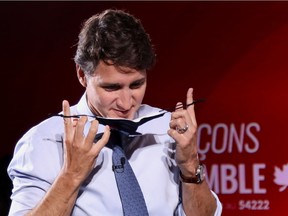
[102,84,121,92]
[130,78,146,89]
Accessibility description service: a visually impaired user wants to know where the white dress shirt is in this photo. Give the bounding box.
[7,93,222,216]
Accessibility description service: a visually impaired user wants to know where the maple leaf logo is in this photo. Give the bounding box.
[274,163,288,192]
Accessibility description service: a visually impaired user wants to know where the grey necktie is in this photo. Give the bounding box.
[111,134,149,216]
[94,111,166,215]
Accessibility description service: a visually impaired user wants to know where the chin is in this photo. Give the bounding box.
[110,111,134,120]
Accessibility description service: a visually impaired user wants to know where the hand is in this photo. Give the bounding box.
[168,88,199,176]
[61,100,111,184]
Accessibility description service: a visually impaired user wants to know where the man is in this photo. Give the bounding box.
[8,9,222,215]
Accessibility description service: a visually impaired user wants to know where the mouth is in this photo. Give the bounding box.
[113,109,132,119]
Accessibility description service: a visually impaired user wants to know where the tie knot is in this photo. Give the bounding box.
[94,129,139,153]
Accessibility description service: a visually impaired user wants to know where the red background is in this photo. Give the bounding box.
[1,2,288,215]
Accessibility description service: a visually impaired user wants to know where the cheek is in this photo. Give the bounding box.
[87,85,111,106]
[93,91,114,107]
[137,85,147,101]
[135,91,145,102]
[131,90,146,109]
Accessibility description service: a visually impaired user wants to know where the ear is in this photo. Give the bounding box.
[76,64,87,87]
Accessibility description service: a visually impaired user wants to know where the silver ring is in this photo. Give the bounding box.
[176,124,189,134]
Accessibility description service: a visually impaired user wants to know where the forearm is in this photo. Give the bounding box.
[182,181,217,216]
[26,173,81,216]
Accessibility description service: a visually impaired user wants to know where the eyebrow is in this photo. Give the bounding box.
[100,82,121,88]
[130,78,146,85]
[100,77,146,88]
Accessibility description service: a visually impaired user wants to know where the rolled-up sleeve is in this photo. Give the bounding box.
[174,190,222,216]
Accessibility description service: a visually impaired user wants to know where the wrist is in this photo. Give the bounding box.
[179,163,205,184]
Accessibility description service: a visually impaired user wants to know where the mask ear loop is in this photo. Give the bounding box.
[159,98,206,112]
[186,98,206,109]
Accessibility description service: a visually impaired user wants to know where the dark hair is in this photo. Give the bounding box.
[74,9,156,75]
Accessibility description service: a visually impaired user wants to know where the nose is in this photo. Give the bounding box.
[117,89,132,110]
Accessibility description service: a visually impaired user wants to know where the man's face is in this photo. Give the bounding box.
[85,61,147,120]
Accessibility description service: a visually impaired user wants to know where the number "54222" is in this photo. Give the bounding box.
[239,200,269,210]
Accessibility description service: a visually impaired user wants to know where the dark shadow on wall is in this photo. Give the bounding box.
[0,154,13,216]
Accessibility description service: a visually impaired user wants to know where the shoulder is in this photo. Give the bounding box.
[11,114,65,159]
[8,115,65,183]
[23,102,80,140]
[20,115,64,143]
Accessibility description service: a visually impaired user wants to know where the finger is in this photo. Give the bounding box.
[85,119,99,146]
[175,102,184,111]
[171,109,192,126]
[92,125,111,154]
[186,88,197,126]
[62,100,73,139]
[169,117,187,129]
[73,116,87,144]
[172,102,186,127]
[62,100,71,122]
[72,118,79,127]
[167,126,190,140]
[186,88,194,111]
